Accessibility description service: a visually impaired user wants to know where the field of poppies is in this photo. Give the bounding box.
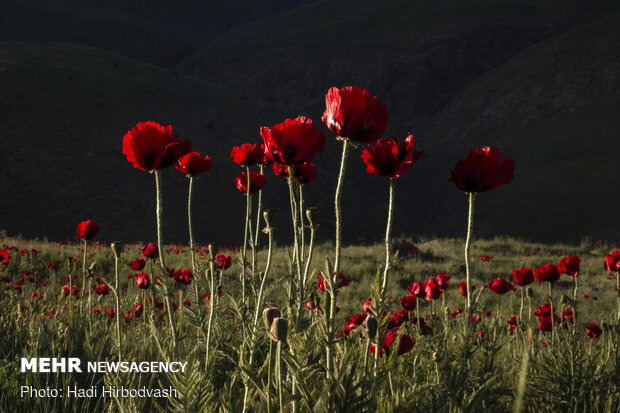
[1,86,619,412]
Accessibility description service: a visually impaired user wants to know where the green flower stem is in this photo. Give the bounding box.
[241,166,252,311]
[548,283,554,345]
[616,271,620,320]
[287,166,303,325]
[464,192,476,321]
[334,139,350,275]
[154,170,166,269]
[327,139,350,378]
[380,179,396,305]
[277,341,284,413]
[82,240,87,313]
[519,288,524,322]
[299,183,305,263]
[113,252,122,362]
[254,165,264,248]
[206,246,217,364]
[302,222,316,292]
[187,176,197,273]
[267,339,273,413]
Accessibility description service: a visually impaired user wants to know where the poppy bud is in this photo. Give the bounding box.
[110,242,123,257]
[526,287,534,298]
[271,317,289,342]
[365,315,378,339]
[432,351,440,362]
[208,244,217,259]
[263,307,281,330]
[89,261,97,271]
[306,207,320,226]
[263,209,277,228]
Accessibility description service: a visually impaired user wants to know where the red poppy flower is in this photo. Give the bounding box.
[176,151,213,176]
[231,143,268,166]
[346,313,368,329]
[585,322,602,339]
[534,264,560,283]
[562,308,574,324]
[322,86,388,143]
[171,268,194,285]
[512,267,534,286]
[460,281,476,297]
[272,162,317,184]
[604,251,620,272]
[133,302,144,318]
[377,330,414,357]
[107,307,116,319]
[95,284,109,295]
[449,146,514,193]
[407,281,426,298]
[362,298,373,313]
[317,272,349,292]
[508,315,518,326]
[538,317,552,332]
[215,254,232,270]
[77,220,99,240]
[235,172,267,193]
[558,255,581,277]
[135,272,150,289]
[400,295,417,311]
[489,278,515,294]
[141,243,159,259]
[436,272,450,290]
[261,116,325,165]
[129,258,146,271]
[361,135,424,179]
[122,121,192,171]
[425,278,442,301]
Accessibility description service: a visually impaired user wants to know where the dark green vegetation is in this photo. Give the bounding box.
[0,236,618,411]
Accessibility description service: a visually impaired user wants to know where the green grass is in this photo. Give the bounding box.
[0,235,618,411]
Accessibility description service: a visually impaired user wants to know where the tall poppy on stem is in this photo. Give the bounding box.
[558,254,581,302]
[77,220,98,315]
[449,146,513,322]
[261,117,324,328]
[123,121,190,349]
[122,121,191,269]
[176,152,212,272]
[322,85,388,379]
[512,267,534,321]
[604,250,620,320]
[535,264,560,344]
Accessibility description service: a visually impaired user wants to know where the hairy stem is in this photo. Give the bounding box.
[187,176,197,273]
[464,192,476,320]
[154,170,166,269]
[380,179,396,305]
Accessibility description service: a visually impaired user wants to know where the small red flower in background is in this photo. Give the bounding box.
[372,330,415,357]
[363,298,373,313]
[261,116,325,165]
[477,255,493,262]
[130,258,146,271]
[360,135,424,179]
[77,220,99,240]
[0,250,10,266]
[170,268,194,285]
[508,315,518,330]
[604,251,620,271]
[436,272,450,290]
[400,295,417,311]
[489,278,515,294]
[141,243,159,259]
[317,272,349,292]
[122,121,191,171]
[235,172,267,193]
[95,284,109,295]
[231,143,268,166]
[424,278,442,300]
[585,322,602,339]
[449,146,514,193]
[535,264,560,283]
[408,281,426,298]
[272,162,317,184]
[322,86,388,143]
[538,317,552,332]
[135,272,150,289]
[215,254,232,270]
[133,302,144,318]
[562,308,574,324]
[460,281,476,297]
[176,152,213,177]
[512,267,534,286]
[558,255,581,277]
[107,307,116,319]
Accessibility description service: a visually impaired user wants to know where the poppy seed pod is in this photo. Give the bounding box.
[110,242,123,257]
[263,209,277,228]
[306,207,320,226]
[365,315,378,339]
[263,307,281,331]
[271,317,289,342]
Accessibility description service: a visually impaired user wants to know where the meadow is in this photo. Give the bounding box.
[0,234,618,412]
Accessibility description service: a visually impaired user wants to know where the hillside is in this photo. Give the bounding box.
[0,41,270,245]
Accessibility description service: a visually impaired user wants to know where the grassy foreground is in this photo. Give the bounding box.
[0,235,618,412]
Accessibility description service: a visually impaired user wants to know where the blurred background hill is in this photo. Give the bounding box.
[1,0,619,245]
